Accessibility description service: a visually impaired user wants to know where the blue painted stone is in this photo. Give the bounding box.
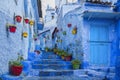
[28,52,36,61]
[81,61,89,69]
[22,61,31,76]
[115,56,120,80]
[1,74,22,80]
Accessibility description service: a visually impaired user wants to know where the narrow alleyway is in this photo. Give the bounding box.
[0,0,120,80]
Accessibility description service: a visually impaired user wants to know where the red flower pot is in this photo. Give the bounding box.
[24,18,29,24]
[9,26,16,33]
[67,24,72,28]
[10,65,22,76]
[65,56,72,61]
[15,15,22,23]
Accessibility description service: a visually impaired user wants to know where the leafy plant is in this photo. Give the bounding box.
[9,60,22,66]
[71,59,81,69]
[9,53,24,66]
[71,59,80,65]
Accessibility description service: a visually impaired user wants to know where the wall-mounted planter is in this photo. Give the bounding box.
[22,32,28,38]
[67,23,72,28]
[8,24,17,33]
[63,31,66,35]
[15,15,22,23]
[24,18,29,24]
[34,38,37,41]
[72,27,77,35]
[29,20,34,26]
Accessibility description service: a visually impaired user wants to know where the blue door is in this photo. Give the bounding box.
[90,24,110,66]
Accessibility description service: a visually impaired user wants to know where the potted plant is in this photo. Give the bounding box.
[33,34,37,41]
[15,15,22,23]
[63,31,66,35]
[53,48,58,54]
[8,24,17,33]
[34,50,40,55]
[67,23,72,28]
[64,53,72,61]
[71,59,81,69]
[24,18,29,24]
[61,51,67,60]
[45,47,49,52]
[22,32,28,38]
[9,54,24,76]
[29,20,34,26]
[72,27,77,35]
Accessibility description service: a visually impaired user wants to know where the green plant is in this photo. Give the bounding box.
[71,59,81,69]
[71,59,80,65]
[9,60,22,66]
[9,54,24,66]
[45,47,49,52]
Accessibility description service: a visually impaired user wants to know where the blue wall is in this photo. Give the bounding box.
[0,0,37,75]
[55,2,118,68]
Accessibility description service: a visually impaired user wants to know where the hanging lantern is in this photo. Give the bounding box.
[29,20,34,26]
[15,15,22,23]
[72,27,77,35]
[24,18,29,24]
[67,23,72,28]
[22,32,28,38]
[8,24,17,33]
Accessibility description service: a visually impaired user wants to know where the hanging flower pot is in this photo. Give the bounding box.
[34,38,37,41]
[22,32,28,38]
[72,27,77,35]
[24,18,29,24]
[8,24,17,33]
[63,31,66,35]
[67,23,72,28]
[29,20,34,26]
[15,15,22,23]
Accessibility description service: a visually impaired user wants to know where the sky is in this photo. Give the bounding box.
[41,0,55,18]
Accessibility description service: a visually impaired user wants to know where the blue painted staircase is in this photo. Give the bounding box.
[28,51,73,77]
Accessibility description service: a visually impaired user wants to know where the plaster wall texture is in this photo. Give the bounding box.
[0,0,36,75]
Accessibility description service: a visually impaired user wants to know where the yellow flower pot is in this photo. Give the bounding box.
[72,29,77,35]
[29,20,34,26]
[22,32,28,38]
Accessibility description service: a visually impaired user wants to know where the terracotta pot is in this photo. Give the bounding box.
[9,26,16,33]
[24,18,29,24]
[10,65,22,76]
[65,56,72,61]
[15,15,22,23]
[61,56,65,60]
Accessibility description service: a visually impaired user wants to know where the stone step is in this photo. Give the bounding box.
[89,67,115,73]
[32,64,72,70]
[87,69,115,80]
[23,75,89,80]
[40,55,60,59]
[74,69,89,75]
[39,70,73,76]
[33,60,71,64]
[28,69,73,76]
